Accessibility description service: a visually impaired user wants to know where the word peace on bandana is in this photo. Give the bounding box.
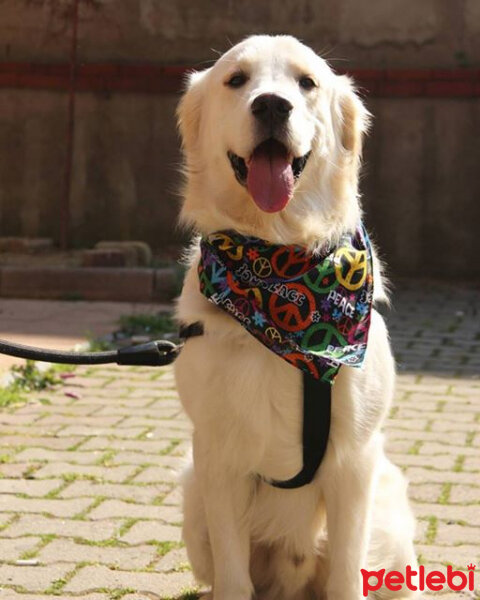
[198,224,374,384]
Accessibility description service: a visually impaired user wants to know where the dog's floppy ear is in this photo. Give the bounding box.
[176,69,209,155]
[333,75,370,159]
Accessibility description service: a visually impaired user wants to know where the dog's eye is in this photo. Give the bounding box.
[299,76,317,91]
[225,73,248,88]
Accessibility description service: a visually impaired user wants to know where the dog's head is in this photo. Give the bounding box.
[177,35,370,247]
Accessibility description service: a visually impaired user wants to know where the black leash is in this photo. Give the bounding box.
[0,320,331,489]
[0,338,181,367]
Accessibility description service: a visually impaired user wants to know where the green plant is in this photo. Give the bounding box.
[11,360,61,392]
[0,360,66,408]
[87,336,115,352]
[118,312,176,336]
[0,386,26,408]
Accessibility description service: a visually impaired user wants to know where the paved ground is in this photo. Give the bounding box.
[0,282,478,600]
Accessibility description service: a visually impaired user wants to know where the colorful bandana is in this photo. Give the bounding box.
[198,224,374,384]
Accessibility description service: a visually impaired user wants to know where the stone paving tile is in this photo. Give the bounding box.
[0,563,71,592]
[33,462,137,482]
[120,521,182,544]
[155,547,190,573]
[0,282,477,599]
[1,514,119,541]
[64,564,197,595]
[14,448,105,464]
[37,538,157,570]
[435,522,480,545]
[79,436,173,453]
[87,499,182,523]
[0,536,41,561]
[0,592,108,600]
[0,478,62,496]
[57,480,170,504]
[54,426,147,438]
[130,466,181,485]
[416,543,480,565]
[0,435,85,450]
[0,495,92,518]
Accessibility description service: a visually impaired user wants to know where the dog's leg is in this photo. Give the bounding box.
[320,434,382,600]
[182,465,214,585]
[194,433,255,600]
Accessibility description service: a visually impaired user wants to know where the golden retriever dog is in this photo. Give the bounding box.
[174,35,419,600]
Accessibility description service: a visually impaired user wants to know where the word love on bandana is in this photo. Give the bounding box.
[198,225,374,383]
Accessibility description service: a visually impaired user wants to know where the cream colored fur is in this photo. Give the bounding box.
[174,35,418,600]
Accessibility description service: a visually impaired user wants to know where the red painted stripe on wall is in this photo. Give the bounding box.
[0,63,479,97]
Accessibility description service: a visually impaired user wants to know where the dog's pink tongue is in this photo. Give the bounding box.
[247,140,294,213]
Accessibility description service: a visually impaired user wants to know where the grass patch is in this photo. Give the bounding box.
[0,386,27,408]
[44,562,87,595]
[465,431,476,447]
[0,360,70,409]
[453,455,465,473]
[86,310,177,352]
[117,517,138,538]
[118,312,176,337]
[164,588,199,600]
[151,540,181,557]
[87,337,115,352]
[160,440,181,456]
[438,482,452,505]
[73,496,106,520]
[44,481,72,499]
[95,450,116,467]
[108,589,136,600]
[425,515,438,544]
[408,440,423,455]
[73,536,125,548]
[11,360,61,392]
[20,534,56,560]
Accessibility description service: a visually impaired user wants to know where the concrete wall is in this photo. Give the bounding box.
[2,0,479,68]
[0,0,479,277]
[363,98,480,278]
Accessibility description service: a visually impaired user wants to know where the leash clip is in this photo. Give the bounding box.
[116,340,181,367]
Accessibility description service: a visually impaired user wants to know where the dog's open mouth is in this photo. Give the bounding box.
[228,139,311,213]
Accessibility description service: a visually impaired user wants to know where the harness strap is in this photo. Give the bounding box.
[268,373,331,488]
[180,321,332,489]
[179,322,205,340]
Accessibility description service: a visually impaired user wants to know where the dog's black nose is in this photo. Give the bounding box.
[251,94,293,127]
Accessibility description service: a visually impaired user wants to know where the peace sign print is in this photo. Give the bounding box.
[283,352,319,378]
[234,298,251,316]
[303,258,338,294]
[337,317,353,337]
[268,284,315,332]
[226,272,263,308]
[265,327,282,343]
[209,233,244,261]
[253,257,272,278]
[301,323,348,353]
[334,248,367,291]
[271,247,313,278]
[199,269,215,295]
[347,319,369,345]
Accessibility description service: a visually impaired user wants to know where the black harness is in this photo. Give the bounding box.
[180,321,331,489]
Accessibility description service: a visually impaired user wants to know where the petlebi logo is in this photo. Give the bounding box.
[361,564,476,596]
